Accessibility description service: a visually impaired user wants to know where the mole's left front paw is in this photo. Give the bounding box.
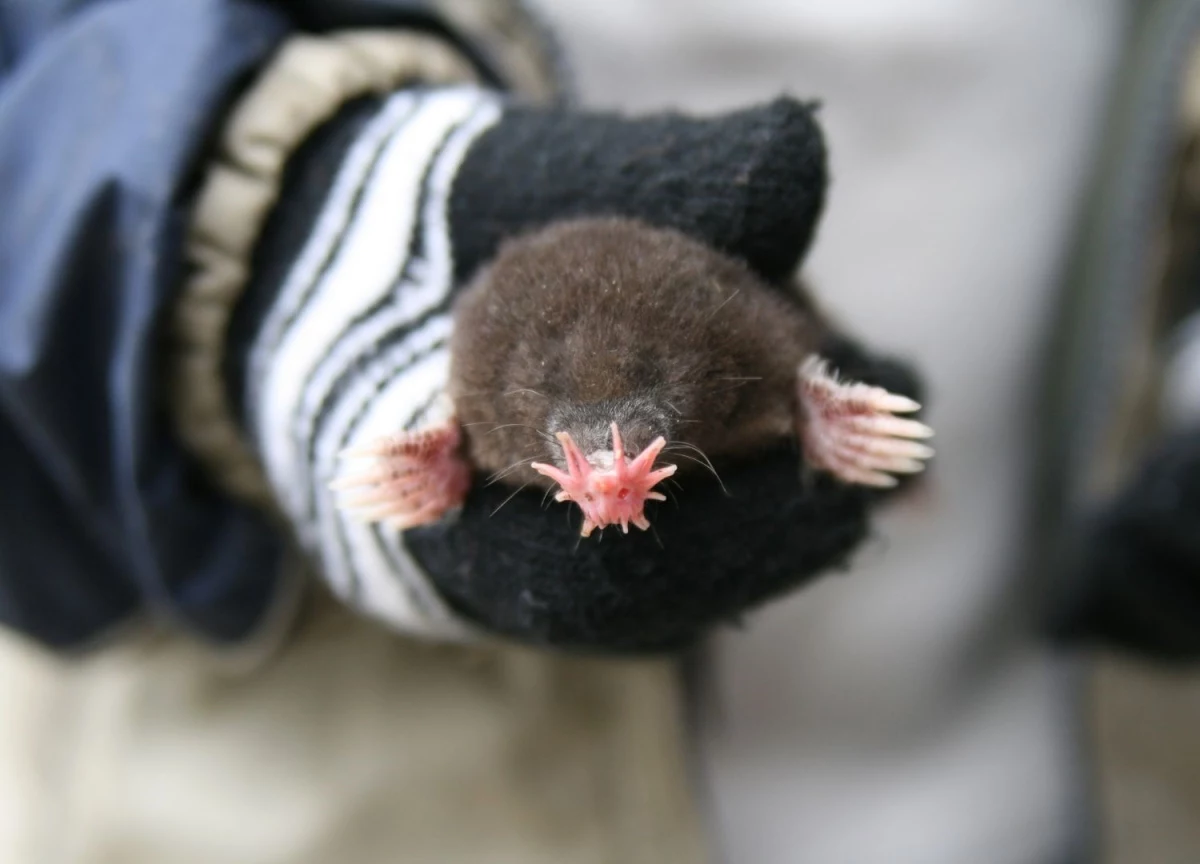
[797,355,934,488]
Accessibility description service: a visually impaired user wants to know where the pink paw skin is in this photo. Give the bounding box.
[329,421,471,530]
[531,422,678,538]
[797,354,935,488]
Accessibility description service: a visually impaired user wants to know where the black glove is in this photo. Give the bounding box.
[233,86,924,653]
[1048,427,1200,663]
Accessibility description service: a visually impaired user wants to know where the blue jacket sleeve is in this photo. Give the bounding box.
[0,0,294,648]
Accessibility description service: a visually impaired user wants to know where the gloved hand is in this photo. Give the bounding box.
[232,86,925,653]
[1048,427,1200,663]
[1046,307,1200,664]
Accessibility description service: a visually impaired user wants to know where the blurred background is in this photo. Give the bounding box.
[0,2,1195,862]
[530,1,1200,862]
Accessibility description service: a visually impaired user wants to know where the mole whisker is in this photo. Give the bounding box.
[663,441,727,494]
[449,390,502,400]
[658,477,682,508]
[489,481,532,518]
[502,388,548,399]
[483,423,553,441]
[704,289,740,322]
[664,451,724,484]
[459,422,553,445]
[484,455,538,487]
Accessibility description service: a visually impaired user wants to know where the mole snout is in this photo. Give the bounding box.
[545,396,675,469]
[531,398,679,537]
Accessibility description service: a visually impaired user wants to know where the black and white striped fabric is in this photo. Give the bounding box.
[247,86,502,639]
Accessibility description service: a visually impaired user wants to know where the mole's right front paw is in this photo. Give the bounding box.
[329,421,471,530]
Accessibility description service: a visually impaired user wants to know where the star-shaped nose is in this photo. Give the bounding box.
[531,422,677,537]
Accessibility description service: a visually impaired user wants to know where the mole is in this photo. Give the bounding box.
[330,217,933,537]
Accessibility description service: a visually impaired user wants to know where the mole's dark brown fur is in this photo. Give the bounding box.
[448,217,832,490]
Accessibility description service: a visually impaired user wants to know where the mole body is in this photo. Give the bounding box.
[332,217,933,536]
[449,217,823,490]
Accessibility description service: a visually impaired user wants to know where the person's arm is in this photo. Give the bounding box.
[0,0,295,648]
[0,0,922,655]
[0,0,558,650]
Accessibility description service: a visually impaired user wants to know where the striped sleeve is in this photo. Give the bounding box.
[246,86,503,639]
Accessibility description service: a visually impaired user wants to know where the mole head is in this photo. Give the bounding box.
[530,393,679,538]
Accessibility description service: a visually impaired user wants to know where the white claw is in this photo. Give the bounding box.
[354,502,417,521]
[849,415,935,440]
[880,439,935,459]
[820,461,903,488]
[868,456,927,474]
[869,392,922,414]
[339,487,412,508]
[328,474,373,492]
[830,435,934,462]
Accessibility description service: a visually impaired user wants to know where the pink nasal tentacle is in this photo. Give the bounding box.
[557,430,587,479]
[610,422,627,470]
[531,423,677,537]
[629,435,666,474]
[530,460,573,491]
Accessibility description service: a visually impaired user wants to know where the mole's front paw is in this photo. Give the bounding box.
[329,421,471,530]
[797,355,935,488]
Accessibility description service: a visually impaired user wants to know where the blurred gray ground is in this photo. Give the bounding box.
[1093,660,1200,864]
